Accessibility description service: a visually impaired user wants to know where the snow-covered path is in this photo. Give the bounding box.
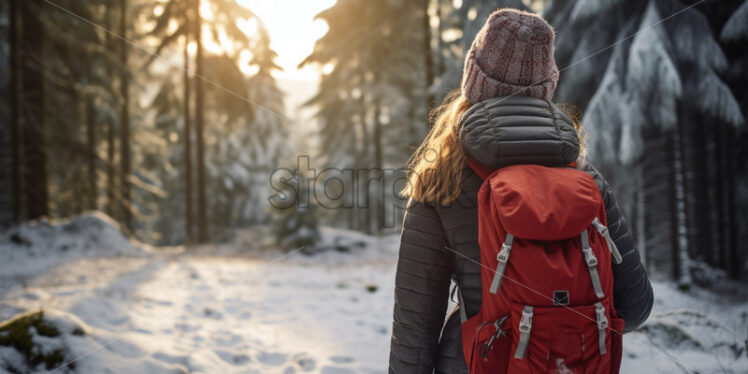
[1,216,746,373]
[2,250,397,374]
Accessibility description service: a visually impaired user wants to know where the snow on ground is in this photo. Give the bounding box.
[0,212,156,292]
[1,214,747,373]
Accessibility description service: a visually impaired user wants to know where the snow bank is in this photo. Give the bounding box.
[0,309,87,373]
[0,212,152,288]
[0,309,191,374]
[622,282,748,373]
[192,225,399,263]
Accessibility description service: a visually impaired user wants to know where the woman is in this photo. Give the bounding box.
[388,8,653,374]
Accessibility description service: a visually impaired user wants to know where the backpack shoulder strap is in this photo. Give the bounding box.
[465,156,494,180]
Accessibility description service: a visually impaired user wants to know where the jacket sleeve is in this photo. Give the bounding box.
[584,163,654,333]
[389,200,454,374]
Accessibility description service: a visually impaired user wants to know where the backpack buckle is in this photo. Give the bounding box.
[582,230,605,298]
[592,217,623,264]
[518,306,533,333]
[592,217,607,235]
[489,234,514,294]
[497,243,511,262]
[595,303,608,330]
[514,306,534,359]
[582,247,598,267]
[595,302,609,355]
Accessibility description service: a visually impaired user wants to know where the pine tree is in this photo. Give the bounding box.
[118,0,132,232]
[22,0,48,220]
[301,0,433,233]
[270,174,320,252]
[555,0,745,283]
[193,0,258,242]
[243,24,286,224]
[22,0,134,225]
[4,0,50,221]
[146,0,264,242]
[146,0,195,242]
[144,67,185,244]
[8,0,22,225]
[544,0,642,109]
[716,0,748,280]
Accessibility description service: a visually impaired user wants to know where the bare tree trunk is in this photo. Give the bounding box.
[194,0,208,242]
[373,99,383,233]
[22,0,48,220]
[357,72,369,233]
[105,2,117,218]
[642,132,671,273]
[86,93,97,210]
[183,29,194,245]
[675,118,691,288]
[422,0,435,126]
[118,0,132,232]
[711,125,730,270]
[107,117,117,217]
[435,0,444,78]
[705,121,721,267]
[689,120,710,265]
[10,0,23,222]
[720,125,739,279]
[635,167,647,268]
[669,125,691,288]
[667,132,682,283]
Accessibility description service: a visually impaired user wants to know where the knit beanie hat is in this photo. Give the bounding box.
[461,9,559,104]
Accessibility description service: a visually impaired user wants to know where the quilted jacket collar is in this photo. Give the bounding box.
[458,96,580,169]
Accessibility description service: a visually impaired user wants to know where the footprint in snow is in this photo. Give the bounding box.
[153,299,173,306]
[211,330,242,347]
[174,322,200,332]
[203,307,224,319]
[132,327,152,335]
[215,350,250,365]
[320,367,355,374]
[102,338,144,359]
[291,353,316,371]
[256,351,287,366]
[152,352,190,367]
[329,356,354,364]
[223,297,251,315]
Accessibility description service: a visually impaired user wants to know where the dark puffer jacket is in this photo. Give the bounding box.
[388,96,654,374]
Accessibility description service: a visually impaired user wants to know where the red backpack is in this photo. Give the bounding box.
[460,159,626,374]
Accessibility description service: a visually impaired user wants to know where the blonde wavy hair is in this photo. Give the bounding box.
[402,91,586,206]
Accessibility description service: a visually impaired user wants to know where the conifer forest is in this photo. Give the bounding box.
[0,1,747,373]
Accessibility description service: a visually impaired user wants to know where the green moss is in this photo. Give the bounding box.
[0,310,75,371]
[365,284,378,293]
[43,349,68,369]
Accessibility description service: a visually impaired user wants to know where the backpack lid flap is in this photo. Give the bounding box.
[486,165,603,241]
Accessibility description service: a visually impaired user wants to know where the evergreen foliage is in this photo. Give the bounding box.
[547,0,748,282]
[270,173,321,252]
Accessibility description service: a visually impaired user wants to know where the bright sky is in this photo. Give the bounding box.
[237,0,337,81]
